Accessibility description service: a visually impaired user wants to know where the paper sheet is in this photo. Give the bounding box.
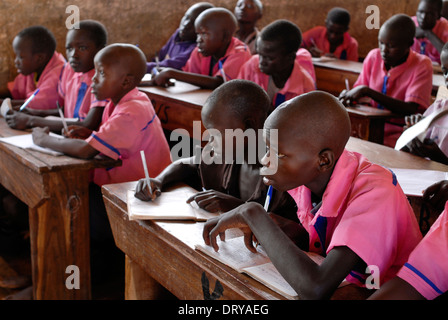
[0,133,64,156]
[391,168,448,196]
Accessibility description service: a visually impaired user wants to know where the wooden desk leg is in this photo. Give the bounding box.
[125,255,173,300]
[29,170,91,300]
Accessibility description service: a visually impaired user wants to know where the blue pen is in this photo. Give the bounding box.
[264,185,273,211]
[19,88,40,111]
[218,60,226,82]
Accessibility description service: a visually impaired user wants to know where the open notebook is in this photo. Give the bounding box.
[126,184,218,221]
[390,168,448,197]
[0,133,64,156]
[196,237,349,299]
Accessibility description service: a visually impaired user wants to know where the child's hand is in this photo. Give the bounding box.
[186,189,244,213]
[404,113,423,130]
[134,178,162,201]
[5,111,31,130]
[63,125,92,139]
[153,68,176,88]
[31,126,50,146]
[423,180,448,212]
[407,138,448,164]
[338,86,368,107]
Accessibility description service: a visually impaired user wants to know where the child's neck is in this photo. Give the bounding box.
[212,40,231,61]
[236,22,256,40]
[271,63,294,89]
[385,51,410,70]
[35,54,53,82]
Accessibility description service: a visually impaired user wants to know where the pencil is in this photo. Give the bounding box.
[140,150,153,195]
[345,78,350,91]
[19,88,40,112]
[56,101,69,133]
[264,185,273,211]
[219,60,227,82]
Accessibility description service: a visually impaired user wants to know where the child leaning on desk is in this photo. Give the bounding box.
[411,0,448,65]
[146,2,214,74]
[150,7,252,89]
[301,7,358,62]
[0,26,65,110]
[134,79,299,228]
[237,19,315,112]
[339,14,433,147]
[32,43,172,283]
[370,180,448,300]
[6,20,108,134]
[202,91,422,300]
[399,42,448,165]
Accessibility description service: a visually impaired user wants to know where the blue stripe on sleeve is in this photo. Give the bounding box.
[91,133,121,157]
[404,263,444,295]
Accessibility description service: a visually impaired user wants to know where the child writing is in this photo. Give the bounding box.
[411,0,448,64]
[135,79,298,225]
[1,25,66,110]
[31,43,172,282]
[302,7,358,61]
[399,42,448,164]
[145,2,214,73]
[5,20,108,134]
[150,8,252,89]
[339,14,433,147]
[370,180,448,300]
[202,91,422,299]
[237,19,315,112]
[234,0,263,55]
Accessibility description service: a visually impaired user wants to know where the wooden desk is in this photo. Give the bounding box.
[0,120,120,299]
[139,82,209,137]
[103,181,371,300]
[313,58,443,98]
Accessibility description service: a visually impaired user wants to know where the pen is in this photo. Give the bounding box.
[264,185,273,212]
[19,88,40,111]
[56,101,68,133]
[219,60,227,82]
[345,78,350,91]
[140,150,153,196]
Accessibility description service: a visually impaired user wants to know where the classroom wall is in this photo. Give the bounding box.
[0,0,420,91]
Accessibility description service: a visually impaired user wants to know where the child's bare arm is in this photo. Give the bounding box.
[203,202,363,299]
[154,68,224,89]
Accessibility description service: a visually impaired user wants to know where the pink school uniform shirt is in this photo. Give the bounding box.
[287,150,422,287]
[302,26,359,62]
[296,48,316,82]
[397,203,448,299]
[183,37,251,81]
[237,54,315,108]
[411,16,448,64]
[86,88,172,186]
[422,98,448,157]
[8,52,66,110]
[58,64,106,120]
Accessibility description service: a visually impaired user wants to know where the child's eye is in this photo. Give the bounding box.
[277,153,286,159]
[79,46,87,51]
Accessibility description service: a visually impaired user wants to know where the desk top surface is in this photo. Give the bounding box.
[0,118,120,173]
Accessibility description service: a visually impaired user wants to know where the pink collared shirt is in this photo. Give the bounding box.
[296,48,316,82]
[397,203,448,299]
[7,51,66,110]
[302,26,359,62]
[86,88,172,186]
[237,54,315,108]
[422,98,448,157]
[287,150,422,287]
[411,16,448,64]
[58,64,106,120]
[183,37,251,81]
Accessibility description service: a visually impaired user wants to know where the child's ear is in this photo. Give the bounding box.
[34,52,48,66]
[122,75,135,89]
[317,149,335,172]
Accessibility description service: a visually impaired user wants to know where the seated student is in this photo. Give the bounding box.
[369,180,448,300]
[135,79,298,224]
[234,0,263,55]
[302,7,358,61]
[411,0,448,64]
[146,2,214,73]
[31,44,172,282]
[399,42,448,164]
[150,7,252,89]
[339,14,433,147]
[5,20,108,134]
[202,91,422,300]
[2,26,66,110]
[237,20,315,112]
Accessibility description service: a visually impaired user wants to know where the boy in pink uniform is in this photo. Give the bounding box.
[203,91,422,299]
[151,8,251,89]
[302,7,358,62]
[4,26,65,110]
[32,44,172,283]
[370,180,448,299]
[238,20,315,111]
[339,14,433,147]
[234,0,263,55]
[411,0,448,64]
[6,20,108,134]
